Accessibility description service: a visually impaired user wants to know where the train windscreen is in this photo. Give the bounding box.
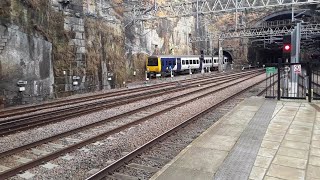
[148,57,158,66]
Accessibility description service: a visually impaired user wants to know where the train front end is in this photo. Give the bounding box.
[146,56,161,77]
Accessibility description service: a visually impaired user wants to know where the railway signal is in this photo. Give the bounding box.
[283,35,291,60]
[284,44,291,51]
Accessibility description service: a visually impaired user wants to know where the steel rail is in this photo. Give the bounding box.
[0,72,263,179]
[0,71,260,136]
[0,71,234,118]
[0,71,254,121]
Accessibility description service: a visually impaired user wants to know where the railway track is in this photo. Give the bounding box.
[0,71,263,179]
[0,70,261,136]
[0,71,233,119]
[87,74,269,180]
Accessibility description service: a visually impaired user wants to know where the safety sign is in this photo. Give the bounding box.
[293,65,301,74]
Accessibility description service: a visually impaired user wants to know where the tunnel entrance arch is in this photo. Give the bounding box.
[214,50,234,63]
[223,51,233,64]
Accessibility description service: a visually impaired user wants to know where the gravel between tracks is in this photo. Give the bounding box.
[7,73,265,179]
[0,71,226,115]
[0,84,179,121]
[0,76,238,153]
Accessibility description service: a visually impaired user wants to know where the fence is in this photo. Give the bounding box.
[264,61,320,102]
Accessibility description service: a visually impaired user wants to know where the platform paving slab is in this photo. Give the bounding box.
[266,164,305,180]
[150,97,271,180]
[251,100,319,180]
[151,98,320,180]
[214,99,277,180]
[310,147,320,157]
[254,156,272,169]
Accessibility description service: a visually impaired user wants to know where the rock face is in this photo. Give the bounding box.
[0,25,54,105]
[0,0,127,106]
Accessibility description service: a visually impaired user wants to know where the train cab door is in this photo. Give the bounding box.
[177,58,182,71]
[161,58,166,73]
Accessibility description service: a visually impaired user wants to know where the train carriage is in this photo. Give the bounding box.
[203,56,213,70]
[147,55,229,77]
[147,55,200,77]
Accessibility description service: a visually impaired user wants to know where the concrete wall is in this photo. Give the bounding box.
[0,25,54,105]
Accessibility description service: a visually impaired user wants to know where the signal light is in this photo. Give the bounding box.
[282,35,291,59]
[284,45,290,51]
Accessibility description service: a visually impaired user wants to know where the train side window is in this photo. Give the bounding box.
[193,60,196,64]
[186,60,189,65]
[182,60,185,65]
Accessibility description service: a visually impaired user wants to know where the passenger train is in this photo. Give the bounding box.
[146,55,229,77]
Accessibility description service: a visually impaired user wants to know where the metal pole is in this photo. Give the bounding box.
[196,0,199,29]
[210,35,213,56]
[187,33,189,55]
[218,39,223,72]
[235,0,238,30]
[296,22,301,63]
[291,5,294,22]
[308,62,312,102]
[277,59,281,100]
[99,0,102,16]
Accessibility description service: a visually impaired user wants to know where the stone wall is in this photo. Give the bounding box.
[0,0,129,105]
[0,25,54,105]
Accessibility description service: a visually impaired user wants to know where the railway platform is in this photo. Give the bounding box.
[150,97,320,180]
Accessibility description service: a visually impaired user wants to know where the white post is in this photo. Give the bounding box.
[145,71,149,81]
